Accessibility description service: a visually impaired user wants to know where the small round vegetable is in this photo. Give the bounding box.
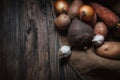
[94,22,108,37]
[54,0,69,14]
[54,14,71,30]
[68,18,94,49]
[79,5,95,22]
[58,45,71,58]
[68,0,83,19]
[96,42,120,59]
[92,34,104,47]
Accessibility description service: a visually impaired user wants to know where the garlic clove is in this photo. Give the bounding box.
[92,34,104,47]
[58,45,71,58]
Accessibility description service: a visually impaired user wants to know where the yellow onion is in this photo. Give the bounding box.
[54,0,69,14]
[79,5,95,22]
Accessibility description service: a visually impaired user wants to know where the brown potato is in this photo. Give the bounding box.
[94,22,108,38]
[54,14,71,30]
[96,42,120,59]
[68,0,83,19]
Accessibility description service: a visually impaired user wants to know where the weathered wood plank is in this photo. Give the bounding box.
[0,0,6,80]
[23,0,50,80]
[46,0,79,80]
[0,0,24,80]
[0,0,79,80]
[45,0,59,80]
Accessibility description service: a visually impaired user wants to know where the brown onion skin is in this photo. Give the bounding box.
[94,22,108,38]
[54,14,71,30]
[79,5,95,23]
[87,13,97,27]
[54,0,69,14]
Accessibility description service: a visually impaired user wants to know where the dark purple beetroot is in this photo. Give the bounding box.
[68,18,94,49]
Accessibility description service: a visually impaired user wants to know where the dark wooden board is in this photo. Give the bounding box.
[1,0,120,80]
[0,0,78,80]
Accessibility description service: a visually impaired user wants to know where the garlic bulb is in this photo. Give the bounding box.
[92,34,104,47]
[58,45,71,58]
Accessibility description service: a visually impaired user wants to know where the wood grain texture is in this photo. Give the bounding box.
[0,0,78,80]
[1,0,120,80]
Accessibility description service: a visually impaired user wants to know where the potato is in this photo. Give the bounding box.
[54,14,71,30]
[68,0,83,19]
[94,22,108,38]
[96,42,120,59]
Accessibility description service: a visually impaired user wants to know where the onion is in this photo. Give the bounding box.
[79,5,95,23]
[54,0,69,14]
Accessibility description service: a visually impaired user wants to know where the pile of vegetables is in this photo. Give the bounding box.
[54,0,120,60]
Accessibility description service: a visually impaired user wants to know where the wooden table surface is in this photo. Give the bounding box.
[1,0,120,80]
[0,0,79,80]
